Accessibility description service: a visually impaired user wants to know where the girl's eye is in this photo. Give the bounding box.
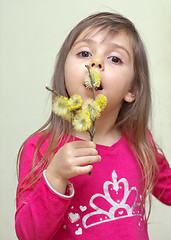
[78,51,91,57]
[109,56,122,64]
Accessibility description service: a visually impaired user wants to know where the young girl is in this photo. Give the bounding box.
[15,12,171,240]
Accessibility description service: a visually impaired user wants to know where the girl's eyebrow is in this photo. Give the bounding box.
[108,43,130,58]
[73,39,130,58]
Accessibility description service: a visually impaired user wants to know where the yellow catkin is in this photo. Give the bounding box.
[95,94,107,111]
[84,69,101,89]
[68,94,82,111]
[83,100,101,121]
[72,110,91,131]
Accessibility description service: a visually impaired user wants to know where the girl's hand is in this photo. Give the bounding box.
[45,141,101,194]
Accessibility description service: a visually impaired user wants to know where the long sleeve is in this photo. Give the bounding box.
[15,136,74,240]
[152,151,171,205]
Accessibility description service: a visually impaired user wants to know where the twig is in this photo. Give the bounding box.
[85,65,97,176]
[45,85,58,95]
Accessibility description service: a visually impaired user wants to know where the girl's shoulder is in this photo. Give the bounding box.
[26,132,43,144]
[23,131,50,157]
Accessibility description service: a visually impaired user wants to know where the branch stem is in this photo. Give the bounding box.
[45,85,58,95]
[85,65,97,177]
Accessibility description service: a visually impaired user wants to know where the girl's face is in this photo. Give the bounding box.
[64,28,135,115]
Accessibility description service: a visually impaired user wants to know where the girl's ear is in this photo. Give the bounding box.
[123,90,136,103]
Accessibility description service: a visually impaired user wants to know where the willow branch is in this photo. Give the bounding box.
[45,85,58,96]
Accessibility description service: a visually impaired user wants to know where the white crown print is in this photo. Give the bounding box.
[82,170,144,228]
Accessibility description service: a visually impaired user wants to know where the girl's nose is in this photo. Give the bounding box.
[89,55,104,70]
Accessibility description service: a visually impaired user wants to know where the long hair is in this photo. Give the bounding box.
[17,12,160,220]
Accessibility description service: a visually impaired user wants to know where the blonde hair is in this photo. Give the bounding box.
[17,12,160,221]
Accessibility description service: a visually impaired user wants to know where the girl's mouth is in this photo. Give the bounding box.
[97,83,103,90]
[84,81,103,91]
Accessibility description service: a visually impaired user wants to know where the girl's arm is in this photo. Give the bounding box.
[15,136,74,240]
[15,135,100,240]
[152,151,171,205]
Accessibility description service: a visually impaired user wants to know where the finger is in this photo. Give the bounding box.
[74,147,98,157]
[76,155,101,166]
[72,140,96,149]
[74,165,93,176]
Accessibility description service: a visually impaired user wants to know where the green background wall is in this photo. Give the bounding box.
[0,0,171,239]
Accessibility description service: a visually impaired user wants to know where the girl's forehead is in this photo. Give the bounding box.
[74,27,132,45]
[75,27,111,42]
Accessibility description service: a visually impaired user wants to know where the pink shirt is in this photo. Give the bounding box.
[15,133,171,239]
